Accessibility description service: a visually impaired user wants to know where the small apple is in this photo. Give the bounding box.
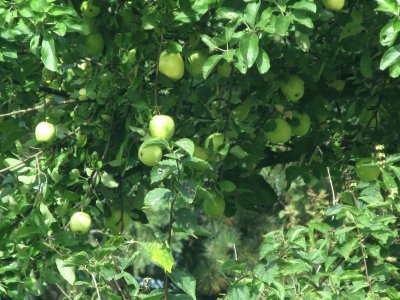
[70,212,92,234]
[85,32,104,55]
[35,121,56,142]
[217,61,232,78]
[356,158,380,181]
[265,118,292,144]
[280,75,304,102]
[290,111,311,137]
[158,50,184,80]
[127,48,137,64]
[203,193,225,217]
[138,143,163,166]
[204,132,225,152]
[193,145,208,160]
[104,210,132,234]
[80,1,100,18]
[78,88,88,101]
[187,50,208,78]
[322,0,345,11]
[149,115,175,141]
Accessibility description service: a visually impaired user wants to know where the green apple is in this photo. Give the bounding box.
[280,75,304,102]
[265,118,292,144]
[158,50,184,80]
[149,115,175,141]
[138,143,163,166]
[290,111,311,137]
[187,50,208,78]
[356,158,380,181]
[322,0,345,11]
[85,32,104,55]
[328,80,346,92]
[80,1,100,18]
[70,212,92,234]
[204,132,225,152]
[359,109,380,127]
[35,121,56,142]
[78,88,88,101]
[104,210,132,234]
[127,48,137,64]
[193,145,208,160]
[217,61,232,78]
[203,193,225,217]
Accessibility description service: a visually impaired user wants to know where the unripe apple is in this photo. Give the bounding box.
[78,88,88,101]
[290,111,311,137]
[280,75,304,102]
[85,33,104,55]
[70,212,92,234]
[265,118,292,144]
[35,121,56,142]
[322,0,345,12]
[203,193,225,217]
[355,158,380,181]
[138,143,163,166]
[187,50,208,78]
[127,48,137,64]
[104,210,132,234]
[149,115,175,141]
[80,1,100,18]
[217,61,232,78]
[204,133,225,152]
[193,145,208,160]
[158,50,184,80]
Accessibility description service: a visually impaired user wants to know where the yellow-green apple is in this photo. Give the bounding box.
[138,143,163,166]
[80,1,100,18]
[265,118,292,144]
[149,115,175,141]
[85,32,104,55]
[217,61,232,78]
[187,50,208,78]
[322,0,345,11]
[35,121,56,142]
[280,75,304,101]
[104,210,132,234]
[193,145,208,160]
[158,50,184,80]
[203,193,225,217]
[290,111,311,136]
[204,132,225,152]
[70,212,92,234]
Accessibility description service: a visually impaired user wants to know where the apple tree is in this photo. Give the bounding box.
[1,0,400,299]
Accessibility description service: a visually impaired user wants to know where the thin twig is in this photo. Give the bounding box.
[0,99,91,118]
[91,273,102,300]
[55,283,73,300]
[356,227,372,291]
[111,256,130,300]
[0,150,43,174]
[326,167,336,205]
[154,34,164,109]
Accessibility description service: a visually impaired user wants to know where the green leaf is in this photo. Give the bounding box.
[244,2,260,27]
[55,258,76,285]
[174,138,195,156]
[101,172,119,188]
[255,49,270,74]
[169,269,197,300]
[17,175,36,184]
[30,0,48,12]
[254,262,280,285]
[202,54,222,79]
[200,34,218,52]
[358,184,384,204]
[175,179,197,204]
[380,44,400,70]
[63,252,89,267]
[239,33,259,68]
[274,15,291,36]
[142,137,169,149]
[227,285,250,300]
[375,0,398,14]
[290,0,317,13]
[142,242,174,273]
[360,50,373,78]
[182,156,212,171]
[41,37,58,72]
[380,19,400,47]
[218,180,236,193]
[339,21,364,40]
[144,188,172,208]
[291,11,313,29]
[39,202,56,226]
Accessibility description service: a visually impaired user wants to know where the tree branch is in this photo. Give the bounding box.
[0,99,93,118]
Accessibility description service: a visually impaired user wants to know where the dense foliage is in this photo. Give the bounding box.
[1,0,400,299]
